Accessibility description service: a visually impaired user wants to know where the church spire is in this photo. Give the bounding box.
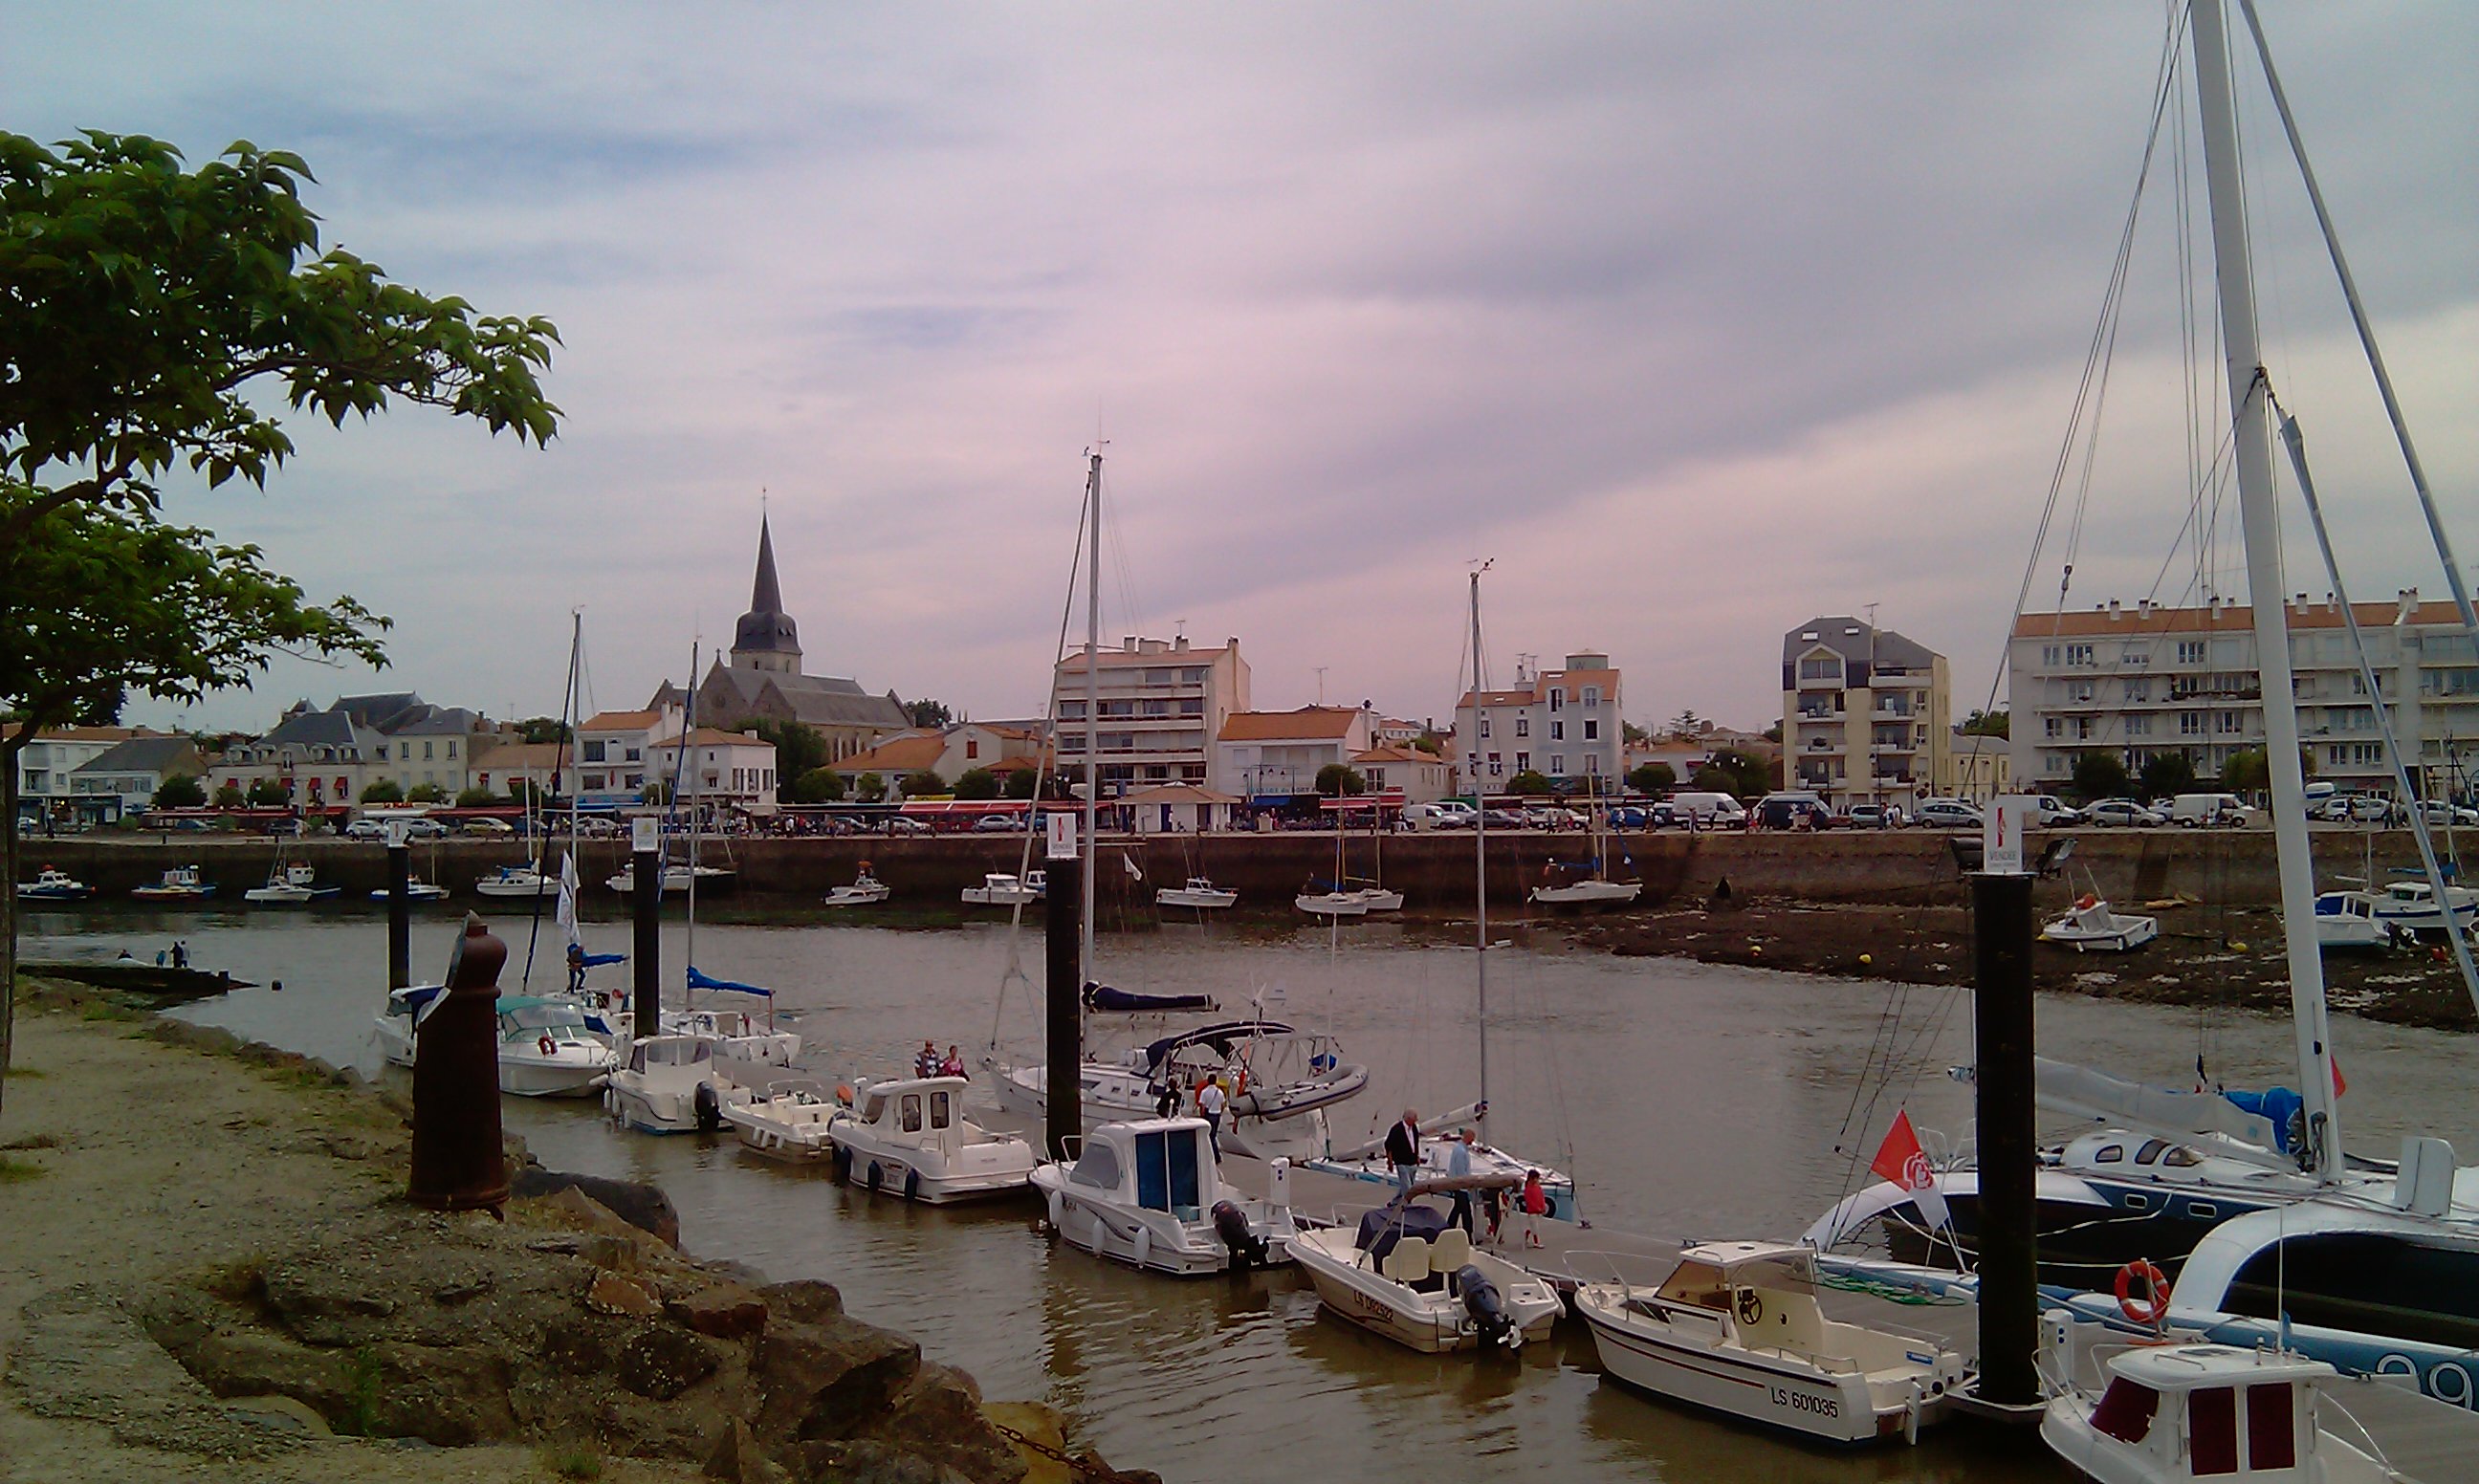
[750,512,785,616]
[731,512,801,674]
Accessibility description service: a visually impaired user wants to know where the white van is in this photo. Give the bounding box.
[2171,793,2254,828]
[1399,801,1474,833]
[1668,791,1747,827]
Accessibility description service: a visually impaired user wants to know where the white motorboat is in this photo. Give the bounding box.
[494,996,619,1097]
[823,867,891,906]
[605,860,734,896]
[1290,1196,1563,1353]
[718,1076,840,1164]
[368,879,450,903]
[372,984,442,1068]
[1529,877,1641,909]
[245,861,340,905]
[2312,890,2398,951]
[1572,1241,1968,1444]
[475,864,555,900]
[2042,895,2160,953]
[17,867,92,902]
[1030,1118,1304,1276]
[1155,877,1238,910]
[1294,889,1370,918]
[997,1017,1368,1165]
[1343,886,1406,912]
[826,1074,1039,1203]
[131,864,214,902]
[961,871,1043,906]
[2038,1316,2397,1483]
[668,1000,800,1072]
[1308,1108,1580,1222]
[604,1035,739,1135]
[2369,879,2476,940]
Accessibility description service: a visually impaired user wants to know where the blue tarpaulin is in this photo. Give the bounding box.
[687,966,772,998]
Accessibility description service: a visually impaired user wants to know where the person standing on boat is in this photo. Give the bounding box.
[566,942,586,993]
[1385,1109,1420,1198]
[915,1040,940,1079]
[1445,1128,1477,1234]
[1198,1078,1227,1161]
[940,1044,965,1078]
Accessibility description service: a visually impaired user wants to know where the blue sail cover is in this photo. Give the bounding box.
[1084,980,1218,1014]
[577,951,626,967]
[687,965,772,998]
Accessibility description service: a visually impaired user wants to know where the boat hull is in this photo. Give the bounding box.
[823,885,892,906]
[1530,882,1641,908]
[1579,1303,1920,1445]
[1292,1229,1560,1353]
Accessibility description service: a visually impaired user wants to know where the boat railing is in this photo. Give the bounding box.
[2314,1385,2400,1474]
[1560,1246,1683,1293]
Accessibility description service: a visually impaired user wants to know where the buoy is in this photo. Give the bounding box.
[1858,953,1873,967]
[2227,942,2248,953]
[1749,945,1763,957]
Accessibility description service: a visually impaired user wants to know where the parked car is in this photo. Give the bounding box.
[344,818,388,842]
[971,813,1024,834]
[461,817,515,836]
[2170,793,2254,828]
[1481,808,1528,830]
[2083,798,2166,828]
[1755,792,1835,830]
[884,816,931,836]
[404,818,450,840]
[1400,801,1474,832]
[1646,801,1682,829]
[1914,798,1985,830]
[2029,795,2083,828]
[2321,793,2399,824]
[1607,805,1648,829]
[1667,791,1748,828]
[1841,803,1896,829]
[2417,799,2479,828]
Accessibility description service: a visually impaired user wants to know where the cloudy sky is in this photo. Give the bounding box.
[13,2,2475,735]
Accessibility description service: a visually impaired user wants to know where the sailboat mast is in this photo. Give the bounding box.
[683,640,700,1005]
[1470,568,1490,1116]
[1082,449,1102,977]
[2191,0,2341,1177]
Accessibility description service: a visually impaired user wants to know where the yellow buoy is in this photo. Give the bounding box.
[1858,953,1874,967]
[2227,942,2248,953]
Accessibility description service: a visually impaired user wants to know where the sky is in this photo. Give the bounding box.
[11,2,2476,736]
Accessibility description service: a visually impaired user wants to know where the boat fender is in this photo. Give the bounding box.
[693,1082,723,1134]
[2115,1259,2171,1327]
[538,1034,557,1057]
[1458,1266,1512,1349]
[1132,1227,1152,1269]
[1211,1200,1267,1270]
[1045,1189,1064,1232]
[866,1161,883,1191]
[903,1168,921,1203]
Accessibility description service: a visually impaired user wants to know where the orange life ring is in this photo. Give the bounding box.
[538,1034,557,1057]
[2115,1259,2171,1326]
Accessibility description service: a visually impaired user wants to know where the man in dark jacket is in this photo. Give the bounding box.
[1384,1108,1420,1198]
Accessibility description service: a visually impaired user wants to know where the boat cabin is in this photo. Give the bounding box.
[1064,1119,1226,1220]
[1643,1242,1831,1339]
[625,1035,715,1076]
[851,1076,979,1149]
[2077,1344,2333,1480]
[497,996,599,1048]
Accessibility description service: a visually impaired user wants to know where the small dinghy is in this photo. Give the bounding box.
[1155,877,1238,910]
[1573,1240,1969,1444]
[2043,894,2160,953]
[1290,1190,1563,1354]
[827,1075,1038,1203]
[1030,1118,1304,1276]
[719,1076,840,1164]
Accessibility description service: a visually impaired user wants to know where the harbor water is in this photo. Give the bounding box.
[24,905,2478,1481]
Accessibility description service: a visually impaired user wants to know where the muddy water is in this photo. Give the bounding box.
[25,905,2476,1481]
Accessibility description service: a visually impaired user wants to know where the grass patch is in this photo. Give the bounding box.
[2,1133,60,1152]
[79,1001,141,1023]
[7,1065,46,1079]
[0,1155,47,1184]
[342,1346,384,1436]
[539,1446,603,1481]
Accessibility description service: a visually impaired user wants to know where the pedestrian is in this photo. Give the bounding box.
[172,941,188,970]
[1446,1128,1477,1235]
[1153,1080,1180,1120]
[1198,1078,1227,1161]
[1519,1168,1549,1248]
[566,941,586,993]
[1384,1108,1421,1199]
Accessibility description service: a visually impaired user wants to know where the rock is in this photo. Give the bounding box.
[757,1278,845,1325]
[361,1341,518,1445]
[220,1393,335,1437]
[182,1330,353,1413]
[707,1416,795,1484]
[512,1168,682,1247]
[585,1271,663,1319]
[538,1315,636,1376]
[581,1231,648,1273]
[259,1261,398,1347]
[669,1283,770,1341]
[982,1403,1070,1484]
[753,1317,920,1446]
[872,1363,1021,1484]
[784,1440,974,1484]
[617,1324,722,1401]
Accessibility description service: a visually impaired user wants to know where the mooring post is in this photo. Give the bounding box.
[631,818,661,1042]
[1044,814,1083,1161]
[408,914,510,1211]
[385,821,411,992]
[1972,797,2040,1412]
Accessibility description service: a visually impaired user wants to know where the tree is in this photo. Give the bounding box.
[515,716,568,745]
[404,782,447,804]
[245,777,293,806]
[1410,734,1443,755]
[454,786,497,808]
[855,772,887,804]
[357,778,404,804]
[903,770,947,798]
[790,767,845,804]
[211,781,244,808]
[1626,762,1676,796]
[1622,721,1650,745]
[1691,748,1770,799]
[639,780,669,807]
[1762,720,1784,744]
[1669,709,1704,735]
[1004,766,1041,800]
[954,767,1000,801]
[2220,746,2314,797]
[1960,708,2011,739]
[905,698,953,731]
[2070,752,2130,804]
[1314,763,1367,797]
[1,129,557,1112]
[1507,770,1553,797]
[2139,752,2197,800]
[151,774,205,808]
[505,777,543,805]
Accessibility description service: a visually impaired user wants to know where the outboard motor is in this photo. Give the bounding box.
[692,1081,724,1134]
[1212,1200,1269,1270]
[1458,1265,1514,1349]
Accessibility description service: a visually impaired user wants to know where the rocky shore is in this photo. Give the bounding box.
[0,978,1149,1484]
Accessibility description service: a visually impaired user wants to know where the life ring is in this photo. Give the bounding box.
[1736,1289,1765,1325]
[2116,1259,2171,1326]
[538,1035,557,1057]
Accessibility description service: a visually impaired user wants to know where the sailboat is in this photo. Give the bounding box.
[243,846,339,904]
[1528,788,1642,908]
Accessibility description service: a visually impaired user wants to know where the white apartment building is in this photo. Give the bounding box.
[576,705,686,807]
[1455,652,1625,793]
[2008,590,2478,797]
[1054,634,1250,797]
[9,726,139,823]
[1783,617,1951,813]
[647,728,779,808]
[1211,707,1374,801]
[70,735,210,818]
[1353,745,1453,803]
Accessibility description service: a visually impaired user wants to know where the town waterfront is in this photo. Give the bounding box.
[21,907,2478,1481]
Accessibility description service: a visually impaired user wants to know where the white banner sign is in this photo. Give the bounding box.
[631,817,660,854]
[1046,811,1078,861]
[1985,795,2036,874]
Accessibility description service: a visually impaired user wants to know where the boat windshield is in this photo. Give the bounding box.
[503,1004,588,1032]
[1656,1260,1731,1309]
[1067,1139,1122,1191]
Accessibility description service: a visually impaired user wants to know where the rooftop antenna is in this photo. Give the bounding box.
[1314,666,1328,705]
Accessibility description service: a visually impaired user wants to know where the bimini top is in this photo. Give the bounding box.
[2105,1343,2336,1392]
[1085,981,1218,1015]
[1142,1020,1296,1074]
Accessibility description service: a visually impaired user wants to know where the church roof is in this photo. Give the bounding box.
[735,514,800,656]
[698,663,910,731]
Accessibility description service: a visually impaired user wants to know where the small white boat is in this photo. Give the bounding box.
[604,1035,739,1134]
[961,871,1044,906]
[1155,877,1238,910]
[474,864,555,900]
[17,867,92,902]
[1573,1240,1969,1444]
[1291,1196,1563,1353]
[368,880,451,903]
[1529,878,1642,909]
[2042,895,2161,953]
[2039,1316,2397,1483]
[131,864,214,903]
[494,997,619,1097]
[1030,1118,1305,1276]
[718,1076,840,1164]
[372,984,442,1068]
[1295,890,1371,919]
[1306,1114,1578,1222]
[1343,886,1406,912]
[827,1075,1039,1203]
[667,1004,800,1072]
[998,1020,1366,1165]
[604,861,734,896]
[2369,879,2476,939]
[823,868,891,906]
[2312,889,2399,951]
[245,862,340,905]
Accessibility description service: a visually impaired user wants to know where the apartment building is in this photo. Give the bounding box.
[1211,707,1374,801]
[576,705,685,807]
[1053,634,1251,797]
[1352,745,1453,803]
[69,735,210,818]
[2007,590,2477,797]
[1782,617,1950,813]
[647,729,779,808]
[9,725,139,824]
[1941,727,2011,804]
[1454,652,1625,793]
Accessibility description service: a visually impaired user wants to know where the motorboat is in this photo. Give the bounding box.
[372,983,443,1068]
[1571,1240,1968,1444]
[960,871,1043,906]
[244,861,340,904]
[718,1076,840,1164]
[1294,889,1370,919]
[1529,877,1641,909]
[2312,890,2399,951]
[474,864,555,900]
[1290,1196,1563,1353]
[17,867,92,902]
[997,1017,1369,1165]
[1030,1117,1305,1276]
[1155,877,1238,910]
[823,866,891,906]
[604,860,734,896]
[494,996,619,1097]
[131,865,214,902]
[2369,879,2476,940]
[669,994,800,1071]
[368,879,451,904]
[2038,1316,2398,1483]
[2042,896,2161,953]
[603,1035,739,1135]
[1307,1107,1580,1222]
[826,1074,1039,1203]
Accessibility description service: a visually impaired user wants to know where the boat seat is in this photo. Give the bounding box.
[1382,1236,1431,1287]
[1430,1227,1473,1275]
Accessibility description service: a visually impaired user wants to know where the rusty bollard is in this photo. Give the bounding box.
[409,914,510,1212]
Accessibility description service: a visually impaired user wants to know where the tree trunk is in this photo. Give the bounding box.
[2,730,23,1123]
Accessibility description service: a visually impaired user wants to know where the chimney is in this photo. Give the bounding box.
[1123,636,1139,653]
[2107,600,2122,622]
[1174,635,1190,651]
[2399,587,2419,623]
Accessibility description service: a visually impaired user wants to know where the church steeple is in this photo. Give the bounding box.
[731,513,801,675]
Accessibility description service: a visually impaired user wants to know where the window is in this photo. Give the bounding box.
[1548,689,1564,712]
[2178,640,2207,664]
[399,742,412,760]
[1142,700,1169,716]
[1144,668,1173,687]
[446,740,458,758]
[1514,716,1528,737]
[2040,644,2062,667]
[1582,719,1598,741]
[930,1090,951,1129]
[2044,718,2063,738]
[1479,718,1491,738]
[2219,711,2243,734]
[1800,656,1843,681]
[2065,643,2095,666]
[1582,686,1601,707]
[2188,1386,2238,1475]
[583,741,606,762]
[2181,712,2206,736]
[900,1095,924,1132]
[965,739,979,759]
[2127,715,2152,736]
[1547,755,1566,775]
[1178,698,1202,715]
[1514,752,1529,772]
[2124,678,2151,702]
[1549,720,1565,741]
[1180,666,1205,683]
[2246,1384,2295,1470]
[2066,680,2095,703]
[2094,1144,2125,1164]
[1068,1139,1121,1190]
